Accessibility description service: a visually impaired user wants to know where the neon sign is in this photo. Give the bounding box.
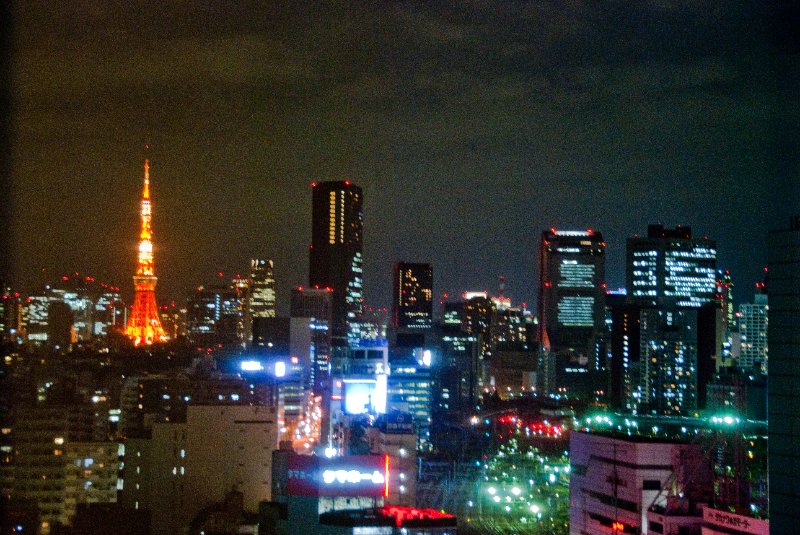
[322,469,385,485]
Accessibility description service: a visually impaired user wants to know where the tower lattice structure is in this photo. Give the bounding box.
[126,158,167,346]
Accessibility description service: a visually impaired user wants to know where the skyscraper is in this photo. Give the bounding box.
[290,286,333,394]
[738,293,768,372]
[249,259,276,318]
[309,181,364,346]
[126,159,167,346]
[392,262,433,330]
[626,225,717,308]
[768,215,800,530]
[538,229,606,367]
[716,268,735,332]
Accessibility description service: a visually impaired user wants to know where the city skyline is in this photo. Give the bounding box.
[6,2,799,312]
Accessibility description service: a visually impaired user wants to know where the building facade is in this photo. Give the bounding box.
[392,262,433,330]
[738,294,768,372]
[569,431,710,535]
[627,225,717,308]
[120,404,278,535]
[767,216,800,531]
[309,181,364,347]
[538,229,606,363]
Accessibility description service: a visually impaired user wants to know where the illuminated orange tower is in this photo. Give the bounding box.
[126,158,167,345]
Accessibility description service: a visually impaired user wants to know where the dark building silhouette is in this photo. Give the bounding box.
[538,229,606,398]
[309,181,364,347]
[768,215,800,529]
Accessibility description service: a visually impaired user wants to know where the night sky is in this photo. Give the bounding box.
[8,1,800,313]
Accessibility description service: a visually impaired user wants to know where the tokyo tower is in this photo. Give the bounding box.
[125,158,167,345]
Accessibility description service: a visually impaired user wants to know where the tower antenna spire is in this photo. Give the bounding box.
[126,149,167,346]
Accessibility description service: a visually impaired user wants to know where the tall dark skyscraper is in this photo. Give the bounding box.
[768,215,800,530]
[309,180,364,346]
[538,229,606,369]
[626,225,717,308]
[392,262,433,330]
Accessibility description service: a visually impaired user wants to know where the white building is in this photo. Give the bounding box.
[569,431,710,535]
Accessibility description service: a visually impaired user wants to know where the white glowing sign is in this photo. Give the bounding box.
[322,469,385,485]
[240,360,264,371]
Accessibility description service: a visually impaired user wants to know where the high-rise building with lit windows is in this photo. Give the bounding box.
[392,262,433,330]
[290,286,333,395]
[249,259,276,318]
[738,293,768,372]
[309,181,364,347]
[626,225,717,308]
[538,229,606,370]
[716,269,735,332]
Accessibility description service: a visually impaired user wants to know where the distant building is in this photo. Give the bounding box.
[291,286,333,394]
[392,262,433,330]
[386,357,432,448]
[738,294,768,372]
[186,284,243,347]
[716,269,735,333]
[538,229,606,359]
[433,329,481,416]
[250,258,277,318]
[626,224,717,308]
[309,181,364,347]
[253,316,291,354]
[767,215,800,530]
[118,372,258,439]
[26,293,54,343]
[538,229,606,397]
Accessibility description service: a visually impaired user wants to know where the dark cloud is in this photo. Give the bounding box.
[9,1,799,311]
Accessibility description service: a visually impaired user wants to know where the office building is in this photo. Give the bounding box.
[186,284,243,347]
[569,430,710,535]
[738,294,768,372]
[250,258,276,318]
[434,329,481,416]
[392,262,433,330]
[309,180,364,347]
[627,225,717,308]
[716,269,735,332]
[291,286,333,394]
[767,215,800,530]
[538,229,606,398]
[386,355,432,448]
[118,372,257,439]
[538,229,606,364]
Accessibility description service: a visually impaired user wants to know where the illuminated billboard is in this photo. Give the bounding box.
[286,454,389,497]
[342,377,387,415]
